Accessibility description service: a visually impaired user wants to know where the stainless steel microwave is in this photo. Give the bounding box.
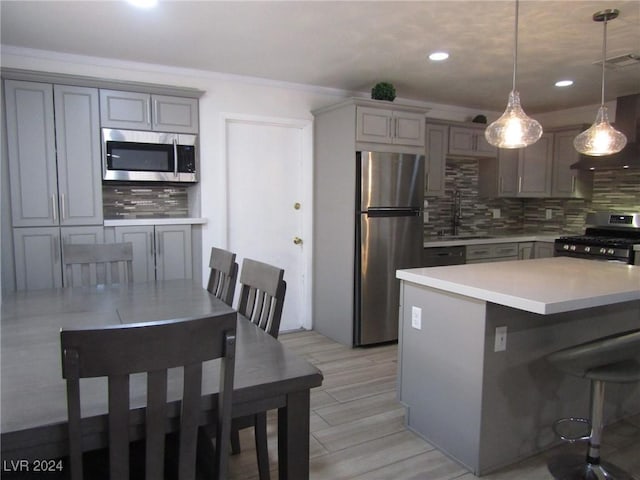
[102,128,197,182]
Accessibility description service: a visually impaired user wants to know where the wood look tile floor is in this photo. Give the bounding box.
[228,330,640,480]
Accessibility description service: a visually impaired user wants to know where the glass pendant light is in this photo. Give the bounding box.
[485,0,542,149]
[574,9,627,156]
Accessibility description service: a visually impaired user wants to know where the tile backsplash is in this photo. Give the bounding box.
[103,184,189,219]
[424,159,640,238]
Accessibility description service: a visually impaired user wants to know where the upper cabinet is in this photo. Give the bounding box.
[356,105,425,147]
[479,129,592,198]
[424,124,448,196]
[5,80,103,227]
[551,128,593,199]
[448,125,497,158]
[517,132,554,197]
[99,89,199,133]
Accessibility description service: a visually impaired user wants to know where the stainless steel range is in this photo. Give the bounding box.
[554,213,640,265]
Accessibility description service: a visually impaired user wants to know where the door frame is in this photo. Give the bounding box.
[220,113,313,331]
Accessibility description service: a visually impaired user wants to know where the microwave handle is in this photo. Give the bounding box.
[173,138,178,178]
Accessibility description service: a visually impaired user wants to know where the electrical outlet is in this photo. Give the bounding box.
[494,326,507,352]
[546,209,553,220]
[411,306,422,330]
[492,208,501,219]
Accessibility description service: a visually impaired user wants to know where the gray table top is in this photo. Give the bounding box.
[1,280,323,458]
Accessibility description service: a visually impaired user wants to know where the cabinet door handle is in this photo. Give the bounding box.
[499,176,503,193]
[53,235,59,262]
[572,176,576,193]
[425,173,429,190]
[51,195,57,222]
[60,193,66,221]
[394,117,399,138]
[518,176,523,193]
[150,233,155,257]
[153,98,158,127]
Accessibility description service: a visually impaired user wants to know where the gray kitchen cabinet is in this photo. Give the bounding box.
[54,85,103,225]
[448,125,497,157]
[479,133,553,198]
[113,224,192,282]
[478,148,519,197]
[551,128,593,199]
[518,133,553,197]
[356,105,425,147]
[466,242,519,263]
[5,80,57,227]
[13,227,62,290]
[4,80,102,227]
[424,123,448,196]
[534,241,555,258]
[518,242,535,260]
[12,225,104,290]
[99,89,199,133]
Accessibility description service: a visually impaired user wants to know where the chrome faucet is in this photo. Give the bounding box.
[452,190,462,236]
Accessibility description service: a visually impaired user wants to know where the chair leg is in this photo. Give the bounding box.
[254,412,271,480]
[230,422,241,455]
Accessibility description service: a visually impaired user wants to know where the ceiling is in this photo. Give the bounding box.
[1,1,639,114]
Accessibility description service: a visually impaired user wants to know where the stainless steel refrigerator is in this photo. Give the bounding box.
[355,151,424,346]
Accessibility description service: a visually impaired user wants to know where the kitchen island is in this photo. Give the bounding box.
[396,257,640,475]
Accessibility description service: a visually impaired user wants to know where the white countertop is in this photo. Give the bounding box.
[104,217,207,226]
[424,234,559,248]
[397,257,640,315]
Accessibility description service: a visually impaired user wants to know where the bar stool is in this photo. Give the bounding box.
[546,329,640,480]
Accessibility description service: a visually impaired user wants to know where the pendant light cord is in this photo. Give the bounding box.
[512,0,519,91]
[600,17,607,107]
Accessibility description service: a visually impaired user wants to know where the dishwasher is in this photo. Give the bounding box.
[422,246,466,267]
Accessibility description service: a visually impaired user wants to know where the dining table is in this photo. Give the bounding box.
[1,279,323,479]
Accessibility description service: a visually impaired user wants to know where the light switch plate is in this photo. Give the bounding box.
[494,326,507,352]
[411,306,422,330]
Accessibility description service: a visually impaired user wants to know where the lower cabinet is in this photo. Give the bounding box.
[13,226,104,290]
[518,242,535,260]
[112,225,192,282]
[534,241,555,258]
[466,243,519,264]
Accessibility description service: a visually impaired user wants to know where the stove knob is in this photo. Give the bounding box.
[607,248,615,255]
[570,245,576,251]
[563,244,569,250]
[585,247,591,253]
[600,248,607,254]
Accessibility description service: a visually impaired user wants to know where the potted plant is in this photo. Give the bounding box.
[371,82,396,102]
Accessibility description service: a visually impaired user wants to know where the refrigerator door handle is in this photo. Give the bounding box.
[365,208,421,218]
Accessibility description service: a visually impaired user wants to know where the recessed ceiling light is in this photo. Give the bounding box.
[127,0,158,8]
[428,52,449,61]
[555,80,574,87]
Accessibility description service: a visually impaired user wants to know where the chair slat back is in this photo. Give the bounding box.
[61,313,237,480]
[63,243,134,287]
[207,247,239,306]
[237,259,286,338]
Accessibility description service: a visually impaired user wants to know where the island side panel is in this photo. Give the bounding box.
[478,300,640,474]
[399,281,487,471]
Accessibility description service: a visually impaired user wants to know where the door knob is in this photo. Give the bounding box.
[294,202,301,210]
[293,237,303,245]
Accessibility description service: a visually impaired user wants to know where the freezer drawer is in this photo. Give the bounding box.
[356,212,422,345]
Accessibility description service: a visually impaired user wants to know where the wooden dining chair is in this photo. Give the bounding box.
[231,258,287,480]
[63,242,134,287]
[61,313,237,480]
[206,247,239,306]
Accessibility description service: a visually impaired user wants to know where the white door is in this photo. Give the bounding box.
[225,116,311,332]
